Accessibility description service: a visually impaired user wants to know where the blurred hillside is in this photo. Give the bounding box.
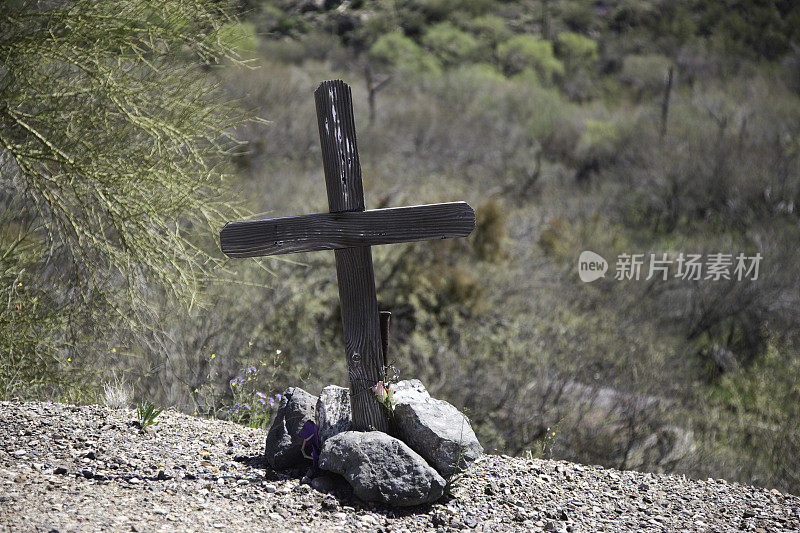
[3,0,799,493]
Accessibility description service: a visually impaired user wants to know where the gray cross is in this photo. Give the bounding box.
[220,80,474,431]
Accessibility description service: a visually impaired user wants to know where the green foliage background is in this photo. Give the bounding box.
[3,0,800,494]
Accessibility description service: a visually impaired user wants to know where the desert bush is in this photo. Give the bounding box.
[392,0,495,37]
[614,74,800,232]
[472,199,509,262]
[509,72,578,155]
[609,0,657,33]
[462,14,512,60]
[103,378,133,409]
[394,0,496,34]
[557,0,598,33]
[369,31,443,76]
[695,0,794,60]
[554,31,599,101]
[497,35,564,81]
[619,54,673,100]
[706,336,800,493]
[256,4,310,37]
[576,119,621,164]
[422,22,482,67]
[555,31,598,72]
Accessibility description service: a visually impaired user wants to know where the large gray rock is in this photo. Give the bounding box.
[315,385,351,442]
[391,379,430,404]
[265,387,317,470]
[319,431,445,506]
[393,380,483,478]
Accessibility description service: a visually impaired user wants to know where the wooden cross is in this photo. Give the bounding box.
[220,80,475,432]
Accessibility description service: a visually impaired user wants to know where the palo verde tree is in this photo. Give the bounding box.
[0,0,248,398]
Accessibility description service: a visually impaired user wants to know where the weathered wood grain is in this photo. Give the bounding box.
[220,202,476,258]
[315,80,389,433]
[315,79,364,213]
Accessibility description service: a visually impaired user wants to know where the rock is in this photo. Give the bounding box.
[315,385,351,442]
[392,380,483,478]
[293,483,311,494]
[431,510,450,527]
[264,387,317,470]
[391,379,430,404]
[319,431,445,506]
[320,495,339,511]
[310,473,346,494]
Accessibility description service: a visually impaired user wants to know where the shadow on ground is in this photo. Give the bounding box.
[233,453,450,516]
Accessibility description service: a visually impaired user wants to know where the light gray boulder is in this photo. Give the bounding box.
[391,378,430,403]
[264,387,317,470]
[315,385,351,442]
[392,379,483,478]
[319,431,445,506]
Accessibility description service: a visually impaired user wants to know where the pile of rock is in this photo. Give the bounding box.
[264,380,483,507]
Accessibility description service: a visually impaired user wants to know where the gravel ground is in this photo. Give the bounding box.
[1,401,798,532]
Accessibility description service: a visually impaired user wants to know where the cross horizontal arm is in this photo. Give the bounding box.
[220,201,475,258]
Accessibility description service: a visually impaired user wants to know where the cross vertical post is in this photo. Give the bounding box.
[314,80,388,432]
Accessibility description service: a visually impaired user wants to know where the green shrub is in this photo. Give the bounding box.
[578,119,620,158]
[396,0,495,27]
[465,14,512,54]
[509,71,576,150]
[393,0,494,38]
[497,35,564,81]
[422,22,481,67]
[555,31,598,71]
[619,54,672,98]
[267,9,309,37]
[446,63,508,100]
[710,337,800,492]
[558,0,597,33]
[369,31,442,75]
[472,199,508,262]
[609,0,657,32]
